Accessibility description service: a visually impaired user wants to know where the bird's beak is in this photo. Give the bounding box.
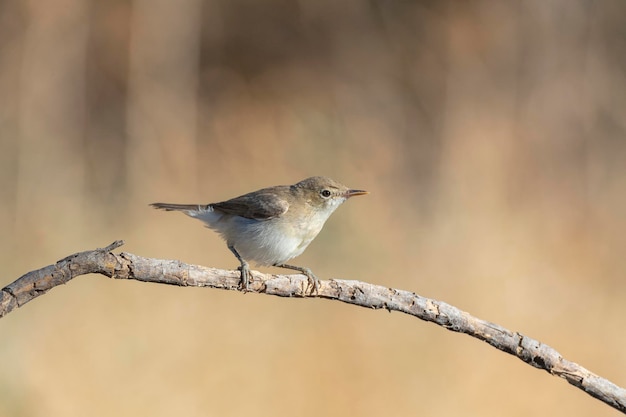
[345,189,369,198]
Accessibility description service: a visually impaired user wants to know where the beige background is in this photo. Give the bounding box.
[1,1,625,416]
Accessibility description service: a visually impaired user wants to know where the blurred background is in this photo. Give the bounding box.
[1,0,625,416]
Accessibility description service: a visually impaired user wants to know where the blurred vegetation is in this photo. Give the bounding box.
[1,1,625,416]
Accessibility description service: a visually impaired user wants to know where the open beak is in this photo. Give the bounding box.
[345,189,369,198]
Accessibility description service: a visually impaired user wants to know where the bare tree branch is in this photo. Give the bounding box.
[2,241,625,413]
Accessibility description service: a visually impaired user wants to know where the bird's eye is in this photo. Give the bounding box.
[320,189,332,198]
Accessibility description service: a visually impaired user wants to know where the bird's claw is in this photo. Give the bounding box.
[303,269,320,296]
[237,263,251,292]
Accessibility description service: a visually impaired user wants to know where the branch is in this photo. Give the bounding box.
[2,241,625,413]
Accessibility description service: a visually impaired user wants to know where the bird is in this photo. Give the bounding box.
[150,176,368,293]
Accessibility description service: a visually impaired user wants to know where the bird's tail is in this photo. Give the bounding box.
[150,203,210,212]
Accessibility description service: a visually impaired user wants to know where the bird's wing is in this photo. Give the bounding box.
[211,192,289,220]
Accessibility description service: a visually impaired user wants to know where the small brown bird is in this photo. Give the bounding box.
[151,176,368,293]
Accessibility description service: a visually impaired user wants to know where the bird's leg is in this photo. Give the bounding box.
[273,263,320,295]
[228,245,250,291]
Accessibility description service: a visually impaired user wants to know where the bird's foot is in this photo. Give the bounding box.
[237,262,251,292]
[273,263,320,296]
[302,269,320,296]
